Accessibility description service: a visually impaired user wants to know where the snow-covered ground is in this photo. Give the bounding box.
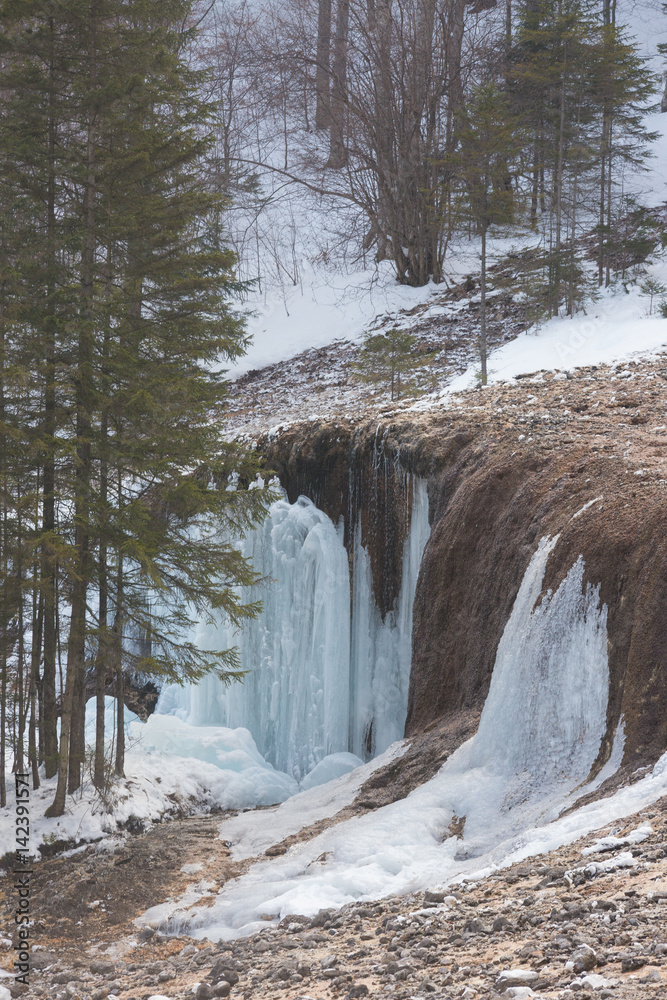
[0,697,398,862]
[224,0,667,386]
[423,282,667,401]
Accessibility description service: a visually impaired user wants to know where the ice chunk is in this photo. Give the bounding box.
[300,753,363,791]
[582,822,652,855]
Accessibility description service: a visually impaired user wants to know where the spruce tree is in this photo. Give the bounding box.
[0,0,271,816]
[455,82,522,384]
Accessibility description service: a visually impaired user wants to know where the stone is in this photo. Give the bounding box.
[493,915,512,932]
[639,968,662,983]
[571,945,597,974]
[211,983,230,998]
[496,970,539,989]
[621,955,645,973]
[195,985,212,1000]
[207,962,239,986]
[577,974,616,991]
[31,952,59,971]
[502,990,536,999]
[347,987,369,998]
[90,962,116,976]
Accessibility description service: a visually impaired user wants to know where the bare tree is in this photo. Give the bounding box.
[316,0,333,127]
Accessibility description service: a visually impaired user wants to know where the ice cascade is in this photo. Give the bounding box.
[157,479,430,781]
[139,535,617,940]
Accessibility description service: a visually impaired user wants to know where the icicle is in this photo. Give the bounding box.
[349,477,430,758]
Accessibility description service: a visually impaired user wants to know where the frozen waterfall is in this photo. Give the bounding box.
[139,534,621,941]
[157,478,430,781]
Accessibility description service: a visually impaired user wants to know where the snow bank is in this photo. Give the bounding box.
[228,261,441,378]
[0,718,299,859]
[423,282,667,401]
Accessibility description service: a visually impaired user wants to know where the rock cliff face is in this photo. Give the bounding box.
[260,360,667,780]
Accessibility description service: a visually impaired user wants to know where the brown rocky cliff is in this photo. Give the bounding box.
[259,360,667,776]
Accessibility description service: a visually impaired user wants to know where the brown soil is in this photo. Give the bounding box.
[3,794,667,1000]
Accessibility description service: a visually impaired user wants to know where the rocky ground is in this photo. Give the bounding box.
[224,277,527,437]
[1,796,666,1000]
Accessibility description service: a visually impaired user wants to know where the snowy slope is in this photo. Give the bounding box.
[222,0,667,384]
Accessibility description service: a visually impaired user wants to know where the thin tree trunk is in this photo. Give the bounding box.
[113,556,124,777]
[553,51,567,315]
[28,586,42,790]
[0,503,7,809]
[67,8,98,796]
[42,19,59,778]
[480,222,488,385]
[531,139,539,227]
[327,0,350,168]
[50,6,98,814]
[15,486,25,775]
[315,0,332,128]
[46,574,84,815]
[94,357,110,790]
[606,110,613,287]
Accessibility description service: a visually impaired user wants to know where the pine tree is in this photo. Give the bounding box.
[591,22,658,286]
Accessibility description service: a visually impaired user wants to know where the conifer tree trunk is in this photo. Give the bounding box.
[42,21,60,779]
[0,320,8,807]
[67,8,98,796]
[531,139,539,227]
[553,50,567,315]
[15,489,26,775]
[29,583,42,789]
[94,390,109,790]
[113,555,124,777]
[51,6,98,814]
[0,494,7,809]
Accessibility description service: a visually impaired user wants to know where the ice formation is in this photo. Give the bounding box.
[130,714,298,804]
[157,478,430,782]
[138,535,626,940]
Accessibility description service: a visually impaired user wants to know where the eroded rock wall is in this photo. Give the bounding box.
[259,373,667,774]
